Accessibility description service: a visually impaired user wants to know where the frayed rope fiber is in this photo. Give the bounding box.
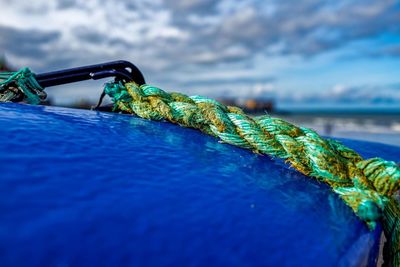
[0,68,46,104]
[1,69,399,266]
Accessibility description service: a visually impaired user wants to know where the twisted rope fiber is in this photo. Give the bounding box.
[105,81,400,266]
[0,69,399,265]
[0,68,46,104]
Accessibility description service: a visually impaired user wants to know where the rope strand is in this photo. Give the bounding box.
[105,81,400,266]
[0,68,46,104]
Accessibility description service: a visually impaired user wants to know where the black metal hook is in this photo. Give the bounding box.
[34,60,145,110]
[35,60,145,88]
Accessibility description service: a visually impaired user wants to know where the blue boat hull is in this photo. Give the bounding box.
[1,103,395,266]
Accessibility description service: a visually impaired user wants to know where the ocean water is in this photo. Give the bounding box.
[275,113,400,147]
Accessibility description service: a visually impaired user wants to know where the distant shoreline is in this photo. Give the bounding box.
[272,108,400,116]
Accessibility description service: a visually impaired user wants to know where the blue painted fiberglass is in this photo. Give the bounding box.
[1,103,398,266]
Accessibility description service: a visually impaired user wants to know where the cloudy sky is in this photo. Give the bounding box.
[0,0,400,109]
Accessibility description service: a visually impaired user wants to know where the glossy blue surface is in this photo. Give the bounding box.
[0,103,394,267]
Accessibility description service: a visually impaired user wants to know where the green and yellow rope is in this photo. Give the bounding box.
[105,81,400,266]
[1,69,399,266]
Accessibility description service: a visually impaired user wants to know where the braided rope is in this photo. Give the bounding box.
[105,81,400,266]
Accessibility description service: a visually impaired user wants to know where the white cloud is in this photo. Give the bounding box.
[0,0,399,105]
